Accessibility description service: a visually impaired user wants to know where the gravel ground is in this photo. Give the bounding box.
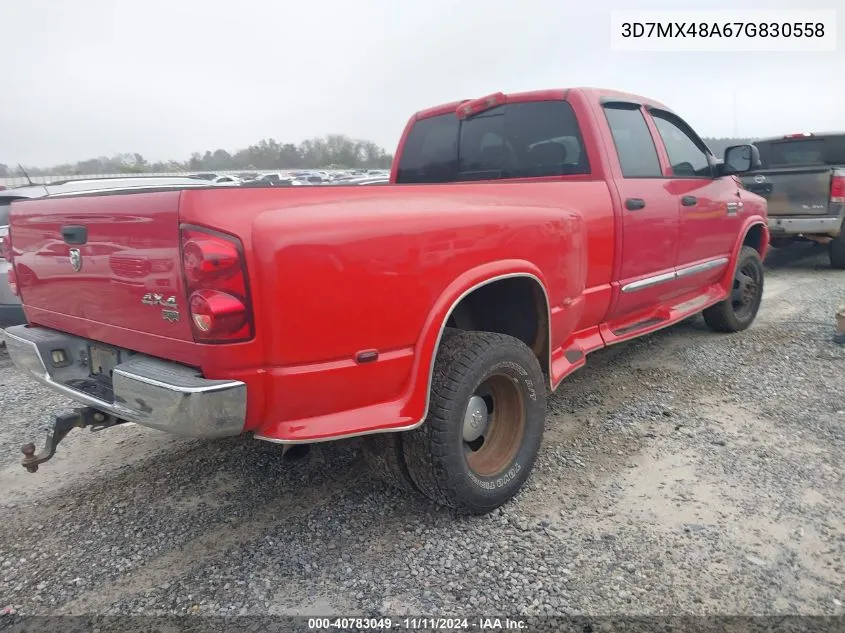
[0,243,843,624]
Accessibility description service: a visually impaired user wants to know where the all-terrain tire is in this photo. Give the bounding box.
[361,432,418,493]
[401,330,546,515]
[703,245,764,333]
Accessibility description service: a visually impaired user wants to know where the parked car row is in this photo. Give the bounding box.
[190,169,391,187]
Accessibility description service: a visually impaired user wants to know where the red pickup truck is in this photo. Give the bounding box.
[3,88,768,515]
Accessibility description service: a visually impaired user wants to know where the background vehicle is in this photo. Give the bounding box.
[0,176,225,327]
[3,88,767,515]
[741,132,845,268]
[0,202,24,327]
[247,173,294,186]
[211,175,242,185]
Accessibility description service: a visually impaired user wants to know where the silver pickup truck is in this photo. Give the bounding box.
[741,132,845,269]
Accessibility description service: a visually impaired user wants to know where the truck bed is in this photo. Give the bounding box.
[7,181,613,377]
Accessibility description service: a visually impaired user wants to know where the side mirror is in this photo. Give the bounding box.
[722,144,761,175]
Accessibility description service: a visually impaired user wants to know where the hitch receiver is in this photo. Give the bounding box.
[21,407,125,473]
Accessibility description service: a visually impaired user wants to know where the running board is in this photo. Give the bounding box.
[602,284,726,346]
[611,316,667,337]
[549,285,726,392]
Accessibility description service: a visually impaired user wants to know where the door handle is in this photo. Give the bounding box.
[61,225,88,245]
[625,198,646,211]
[681,196,697,207]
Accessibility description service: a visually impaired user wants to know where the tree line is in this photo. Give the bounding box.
[0,134,394,177]
[1,136,754,178]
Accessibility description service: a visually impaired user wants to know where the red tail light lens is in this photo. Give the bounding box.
[831,175,845,204]
[7,268,17,296]
[189,289,247,335]
[182,236,240,285]
[180,226,253,343]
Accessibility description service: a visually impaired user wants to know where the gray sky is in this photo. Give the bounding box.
[1,0,842,166]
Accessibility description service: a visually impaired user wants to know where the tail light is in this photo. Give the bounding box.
[831,175,845,204]
[180,226,253,343]
[783,133,813,139]
[7,269,17,296]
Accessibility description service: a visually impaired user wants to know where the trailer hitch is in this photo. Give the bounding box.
[20,407,126,473]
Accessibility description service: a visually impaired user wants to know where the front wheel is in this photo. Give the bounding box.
[703,245,765,333]
[402,329,547,515]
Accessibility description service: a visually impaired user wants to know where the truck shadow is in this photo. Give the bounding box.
[763,241,832,271]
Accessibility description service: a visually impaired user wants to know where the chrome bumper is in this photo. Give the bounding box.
[2,325,246,438]
[768,215,843,236]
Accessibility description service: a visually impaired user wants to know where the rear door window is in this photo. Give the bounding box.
[396,100,590,183]
[602,105,662,178]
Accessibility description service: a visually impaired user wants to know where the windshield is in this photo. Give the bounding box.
[755,135,845,168]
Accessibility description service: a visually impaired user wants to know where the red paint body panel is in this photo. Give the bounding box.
[7,87,768,443]
[12,192,193,341]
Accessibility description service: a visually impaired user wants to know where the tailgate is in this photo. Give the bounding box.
[9,191,194,341]
[741,167,833,216]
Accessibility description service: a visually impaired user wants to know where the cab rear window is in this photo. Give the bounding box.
[396,101,590,184]
[755,135,845,168]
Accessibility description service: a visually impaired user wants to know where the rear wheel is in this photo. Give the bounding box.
[829,230,845,270]
[401,330,546,515]
[703,246,764,333]
[362,432,418,493]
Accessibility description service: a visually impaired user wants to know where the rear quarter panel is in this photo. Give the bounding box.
[179,182,613,439]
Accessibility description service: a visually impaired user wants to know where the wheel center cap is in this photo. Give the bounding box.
[462,395,489,443]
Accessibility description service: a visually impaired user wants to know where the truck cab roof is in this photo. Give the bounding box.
[411,87,673,121]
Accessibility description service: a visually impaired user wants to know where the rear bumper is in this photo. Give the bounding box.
[768,215,843,236]
[2,324,247,438]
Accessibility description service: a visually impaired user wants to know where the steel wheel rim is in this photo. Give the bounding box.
[463,374,526,478]
[731,261,761,319]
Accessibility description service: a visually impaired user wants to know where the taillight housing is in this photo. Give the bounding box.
[180,225,253,343]
[831,175,845,204]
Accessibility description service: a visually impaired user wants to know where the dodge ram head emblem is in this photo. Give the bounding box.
[754,175,766,184]
[68,248,82,272]
[142,293,180,322]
